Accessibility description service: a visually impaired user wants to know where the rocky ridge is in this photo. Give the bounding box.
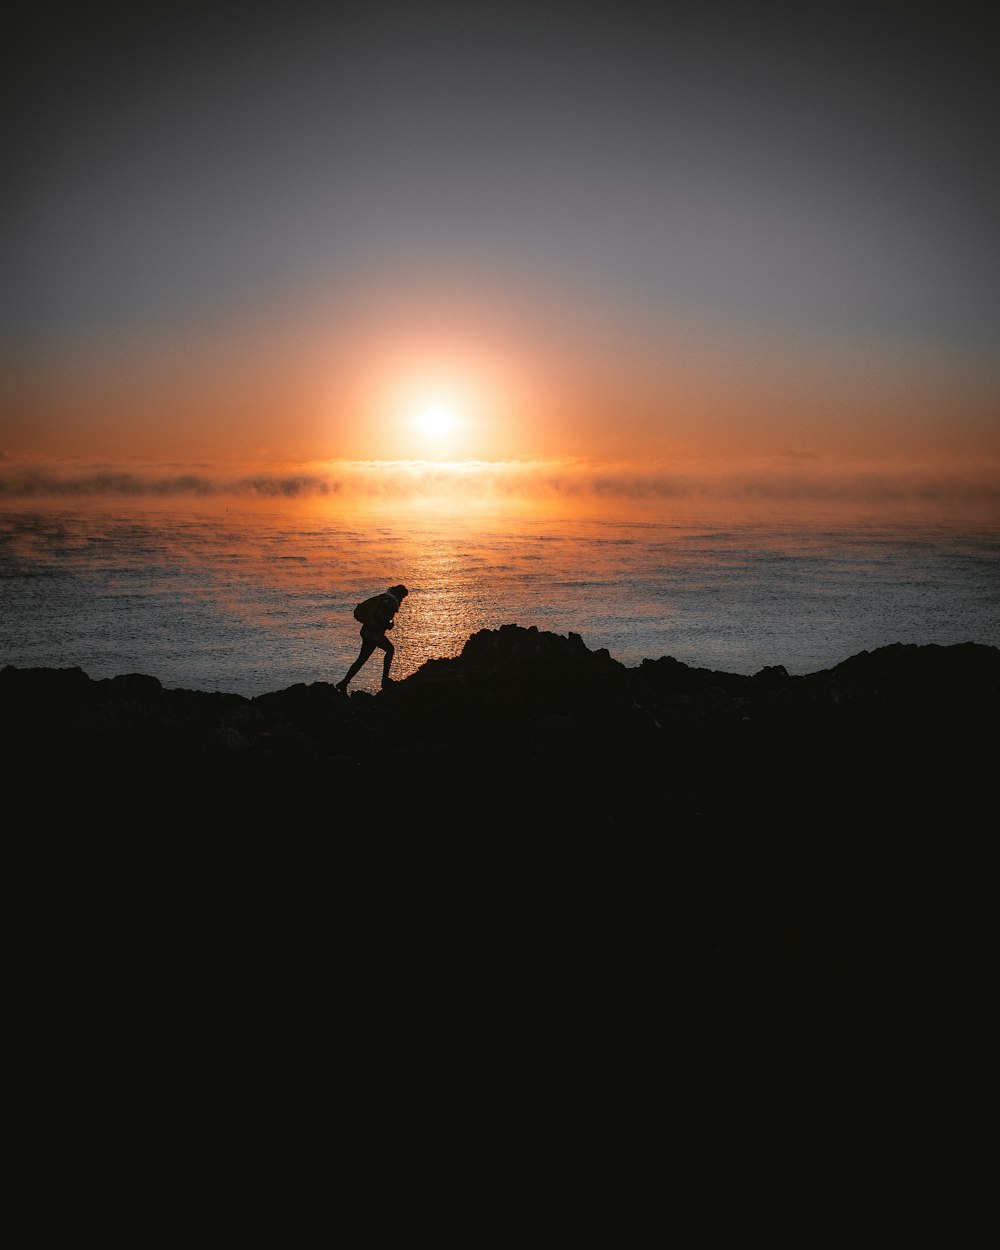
[3,623,995,780]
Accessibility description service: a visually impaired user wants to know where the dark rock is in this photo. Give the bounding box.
[750,663,789,685]
[105,672,164,701]
[4,628,998,1170]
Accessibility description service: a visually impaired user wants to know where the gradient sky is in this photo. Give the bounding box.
[3,0,998,490]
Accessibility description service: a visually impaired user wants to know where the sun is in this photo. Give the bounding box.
[415,402,459,439]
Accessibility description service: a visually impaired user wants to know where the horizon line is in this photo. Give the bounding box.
[2,453,999,507]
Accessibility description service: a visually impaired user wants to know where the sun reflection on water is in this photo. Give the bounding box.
[4,492,997,696]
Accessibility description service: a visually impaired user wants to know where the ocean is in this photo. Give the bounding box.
[2,500,998,696]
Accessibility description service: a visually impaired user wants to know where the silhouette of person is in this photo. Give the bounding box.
[336,584,409,693]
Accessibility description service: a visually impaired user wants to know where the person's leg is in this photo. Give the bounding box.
[377,635,395,686]
[337,636,377,691]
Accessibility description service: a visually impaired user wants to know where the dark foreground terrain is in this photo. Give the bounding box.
[4,627,998,1186]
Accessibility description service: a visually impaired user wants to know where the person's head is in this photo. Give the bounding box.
[389,584,408,602]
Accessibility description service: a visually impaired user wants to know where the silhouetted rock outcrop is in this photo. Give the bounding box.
[6,626,993,776]
[4,628,998,1172]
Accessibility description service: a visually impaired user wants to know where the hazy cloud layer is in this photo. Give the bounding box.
[2,458,998,510]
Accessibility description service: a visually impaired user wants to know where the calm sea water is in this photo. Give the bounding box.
[2,502,998,696]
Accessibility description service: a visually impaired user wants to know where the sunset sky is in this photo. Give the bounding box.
[3,0,998,507]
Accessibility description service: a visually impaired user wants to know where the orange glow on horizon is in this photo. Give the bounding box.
[4,451,997,533]
[3,270,999,474]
